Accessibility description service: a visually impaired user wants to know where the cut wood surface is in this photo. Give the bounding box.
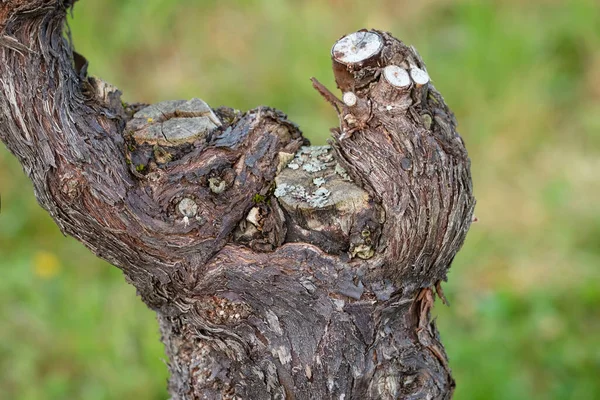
[0,2,475,399]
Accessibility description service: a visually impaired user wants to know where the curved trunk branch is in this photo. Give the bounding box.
[1,3,474,399]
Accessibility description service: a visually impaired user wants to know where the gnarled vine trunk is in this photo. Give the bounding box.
[0,1,475,399]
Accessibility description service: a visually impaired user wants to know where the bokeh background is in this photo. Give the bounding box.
[1,0,599,398]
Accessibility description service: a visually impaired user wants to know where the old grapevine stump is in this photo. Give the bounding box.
[0,1,475,398]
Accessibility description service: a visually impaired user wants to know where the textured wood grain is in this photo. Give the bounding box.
[0,3,474,399]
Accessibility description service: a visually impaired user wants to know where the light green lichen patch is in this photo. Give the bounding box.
[313,177,326,187]
[274,145,368,212]
[208,177,227,194]
[252,194,266,204]
[350,244,375,260]
[334,163,352,181]
[421,113,433,130]
[274,182,331,208]
[310,187,331,208]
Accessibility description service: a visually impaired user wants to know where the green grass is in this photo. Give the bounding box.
[1,0,599,398]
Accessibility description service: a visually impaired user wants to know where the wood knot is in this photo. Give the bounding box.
[127,98,221,146]
[59,172,83,200]
[197,296,252,326]
[208,177,226,194]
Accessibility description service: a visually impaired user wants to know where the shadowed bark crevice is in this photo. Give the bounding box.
[1,3,474,399]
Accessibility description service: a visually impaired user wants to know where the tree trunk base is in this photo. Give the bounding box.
[0,3,474,399]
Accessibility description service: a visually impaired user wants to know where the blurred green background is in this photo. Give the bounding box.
[1,0,599,398]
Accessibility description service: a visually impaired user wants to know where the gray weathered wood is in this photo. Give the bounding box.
[0,3,474,399]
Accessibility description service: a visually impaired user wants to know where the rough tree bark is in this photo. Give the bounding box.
[0,1,475,399]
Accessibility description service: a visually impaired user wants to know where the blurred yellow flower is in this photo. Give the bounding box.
[33,251,61,279]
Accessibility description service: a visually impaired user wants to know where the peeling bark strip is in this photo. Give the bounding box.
[0,2,474,399]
